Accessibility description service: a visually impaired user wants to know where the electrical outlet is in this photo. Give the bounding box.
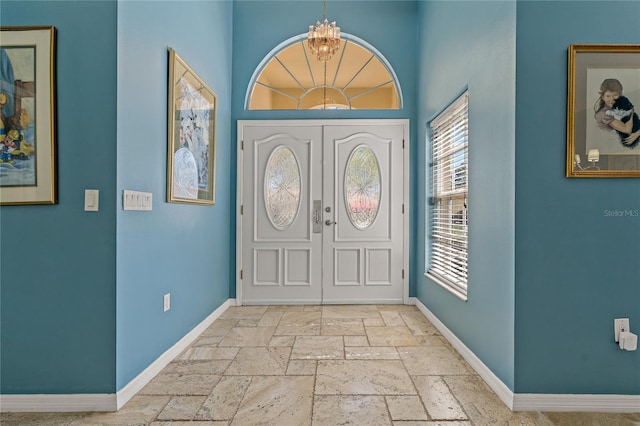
[614,318,629,342]
[164,293,171,312]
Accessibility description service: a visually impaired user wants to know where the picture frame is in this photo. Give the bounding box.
[0,26,57,204]
[566,44,640,178]
[167,48,217,205]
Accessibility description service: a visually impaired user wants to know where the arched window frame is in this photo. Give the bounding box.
[244,32,404,110]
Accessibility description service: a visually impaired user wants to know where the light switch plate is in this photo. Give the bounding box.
[123,190,152,211]
[84,189,99,211]
[163,293,171,312]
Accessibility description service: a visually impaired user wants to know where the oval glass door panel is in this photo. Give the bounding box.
[265,146,302,230]
[344,145,381,229]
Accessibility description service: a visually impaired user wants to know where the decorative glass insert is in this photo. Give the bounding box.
[344,145,381,229]
[265,146,302,230]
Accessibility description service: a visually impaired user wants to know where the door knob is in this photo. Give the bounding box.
[325,220,337,226]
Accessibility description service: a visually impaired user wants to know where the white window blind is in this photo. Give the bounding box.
[427,91,469,299]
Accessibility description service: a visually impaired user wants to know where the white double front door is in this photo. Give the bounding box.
[237,120,408,304]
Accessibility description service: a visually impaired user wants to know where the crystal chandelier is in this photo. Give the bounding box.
[307,0,340,62]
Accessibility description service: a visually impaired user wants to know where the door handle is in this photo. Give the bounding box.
[325,220,337,226]
[313,200,322,233]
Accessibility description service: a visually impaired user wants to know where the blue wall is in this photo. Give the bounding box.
[415,1,517,389]
[116,0,233,390]
[0,1,118,393]
[0,0,233,394]
[515,0,640,394]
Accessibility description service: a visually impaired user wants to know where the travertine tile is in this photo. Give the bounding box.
[291,335,344,359]
[150,421,229,426]
[266,305,306,312]
[156,395,207,421]
[400,312,440,336]
[219,306,267,321]
[412,376,467,420]
[2,413,87,426]
[386,395,428,421]
[321,318,366,335]
[508,412,555,426]
[196,376,252,421]
[163,360,231,375]
[200,319,237,336]
[268,335,295,346]
[312,395,391,426]
[323,304,382,319]
[225,346,290,375]
[257,310,283,326]
[443,375,515,425]
[392,422,472,426]
[102,394,170,422]
[345,346,400,360]
[236,318,260,327]
[231,376,313,425]
[366,326,420,346]
[315,360,416,395]
[140,373,221,395]
[286,359,317,375]
[377,304,419,312]
[380,310,407,326]
[414,335,447,347]
[274,311,321,335]
[344,335,370,346]
[7,305,636,426]
[192,336,224,346]
[364,317,386,326]
[180,347,239,360]
[399,346,472,375]
[303,304,322,311]
[280,310,321,325]
[218,326,275,347]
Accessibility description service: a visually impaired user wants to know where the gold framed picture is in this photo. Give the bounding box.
[566,44,640,178]
[0,26,57,204]
[167,48,217,204]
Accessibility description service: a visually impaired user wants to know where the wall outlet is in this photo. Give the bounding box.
[163,293,171,312]
[614,318,629,342]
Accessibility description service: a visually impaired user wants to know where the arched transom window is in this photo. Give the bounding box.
[246,34,402,110]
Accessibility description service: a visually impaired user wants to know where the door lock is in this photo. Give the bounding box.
[313,200,322,233]
[325,220,337,226]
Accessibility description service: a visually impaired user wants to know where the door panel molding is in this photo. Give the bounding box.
[237,119,409,305]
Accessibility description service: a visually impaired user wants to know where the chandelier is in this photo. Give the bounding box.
[307,0,340,62]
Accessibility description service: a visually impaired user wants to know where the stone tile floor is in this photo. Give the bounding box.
[2,305,639,425]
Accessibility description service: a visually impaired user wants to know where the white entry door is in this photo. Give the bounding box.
[238,120,408,305]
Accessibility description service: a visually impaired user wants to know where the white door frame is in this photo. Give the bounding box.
[236,119,410,306]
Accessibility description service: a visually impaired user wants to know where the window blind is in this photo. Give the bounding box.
[428,92,469,298]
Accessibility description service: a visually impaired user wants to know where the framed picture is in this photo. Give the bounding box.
[566,44,640,178]
[167,48,217,205]
[0,26,57,204]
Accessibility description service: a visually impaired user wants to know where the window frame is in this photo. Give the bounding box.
[426,91,469,301]
[244,32,403,110]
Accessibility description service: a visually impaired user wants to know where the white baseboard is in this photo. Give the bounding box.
[0,394,116,412]
[0,299,235,413]
[409,297,515,409]
[513,393,640,413]
[409,297,640,413]
[116,298,235,409]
